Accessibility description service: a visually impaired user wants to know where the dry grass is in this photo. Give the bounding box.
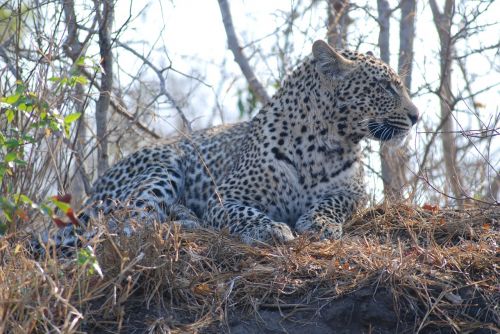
[1,203,498,333]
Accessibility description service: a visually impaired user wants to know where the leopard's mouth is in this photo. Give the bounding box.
[368,121,409,141]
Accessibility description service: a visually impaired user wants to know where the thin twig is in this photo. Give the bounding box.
[80,67,162,139]
[116,40,192,133]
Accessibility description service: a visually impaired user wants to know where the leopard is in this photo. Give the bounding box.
[35,40,419,252]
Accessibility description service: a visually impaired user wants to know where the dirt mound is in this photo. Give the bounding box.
[1,204,498,333]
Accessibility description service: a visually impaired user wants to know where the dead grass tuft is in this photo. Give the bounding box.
[1,203,498,333]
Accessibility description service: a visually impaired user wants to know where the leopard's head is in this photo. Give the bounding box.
[312,40,419,142]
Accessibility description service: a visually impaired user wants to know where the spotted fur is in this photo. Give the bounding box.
[36,40,419,251]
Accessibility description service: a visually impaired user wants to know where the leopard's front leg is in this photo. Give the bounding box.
[295,190,364,240]
[204,198,295,244]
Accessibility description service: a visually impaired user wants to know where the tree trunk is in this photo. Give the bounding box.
[490,174,500,204]
[377,0,400,199]
[95,0,113,175]
[70,84,91,204]
[61,0,92,202]
[430,0,463,205]
[398,0,416,90]
[327,0,351,49]
[376,0,392,198]
[376,0,390,63]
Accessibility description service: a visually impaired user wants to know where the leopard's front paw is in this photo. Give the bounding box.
[240,221,295,244]
[268,221,296,242]
[295,216,342,240]
[318,222,342,240]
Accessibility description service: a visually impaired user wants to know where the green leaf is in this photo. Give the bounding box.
[41,204,53,217]
[40,101,49,112]
[22,134,35,143]
[51,198,71,214]
[2,93,20,105]
[5,139,21,148]
[0,222,7,235]
[19,194,32,205]
[14,194,38,210]
[4,152,17,162]
[14,159,27,166]
[77,247,103,277]
[13,95,27,107]
[71,75,87,85]
[76,56,86,66]
[5,109,15,123]
[49,119,61,132]
[15,82,25,94]
[77,247,92,265]
[64,112,81,124]
[0,166,6,180]
[74,75,87,85]
[17,102,33,112]
[2,210,12,223]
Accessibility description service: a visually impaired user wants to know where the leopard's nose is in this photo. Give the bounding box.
[407,105,419,125]
[408,113,418,125]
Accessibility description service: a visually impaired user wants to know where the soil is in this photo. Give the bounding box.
[90,284,498,334]
[225,286,497,334]
[227,286,403,334]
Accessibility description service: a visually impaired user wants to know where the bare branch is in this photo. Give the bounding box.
[80,67,162,140]
[115,40,192,133]
[0,39,17,77]
[217,0,270,105]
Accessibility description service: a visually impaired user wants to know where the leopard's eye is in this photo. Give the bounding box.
[379,80,398,96]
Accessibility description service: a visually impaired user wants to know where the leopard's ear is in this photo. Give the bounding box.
[312,40,355,79]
